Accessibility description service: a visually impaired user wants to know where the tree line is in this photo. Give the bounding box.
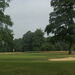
[13,29,72,52]
[0,28,75,52]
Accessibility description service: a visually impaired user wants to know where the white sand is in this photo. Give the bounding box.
[48,57,75,61]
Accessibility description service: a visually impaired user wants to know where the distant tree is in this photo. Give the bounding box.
[22,31,33,51]
[32,29,44,51]
[45,0,75,54]
[43,36,68,51]
[14,38,23,52]
[41,42,54,51]
[22,29,45,51]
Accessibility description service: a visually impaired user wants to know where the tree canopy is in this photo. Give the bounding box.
[0,0,13,51]
[0,0,13,27]
[45,0,75,54]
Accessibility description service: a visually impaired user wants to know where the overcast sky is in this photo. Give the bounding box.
[5,0,53,38]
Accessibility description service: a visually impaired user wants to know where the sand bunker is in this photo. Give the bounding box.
[48,57,75,61]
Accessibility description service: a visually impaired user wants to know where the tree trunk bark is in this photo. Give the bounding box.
[68,43,72,55]
[68,48,72,55]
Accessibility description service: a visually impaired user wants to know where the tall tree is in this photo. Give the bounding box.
[0,26,14,52]
[45,0,75,54]
[0,0,13,51]
[0,0,12,27]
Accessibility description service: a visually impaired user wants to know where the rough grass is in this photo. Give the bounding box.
[0,51,75,75]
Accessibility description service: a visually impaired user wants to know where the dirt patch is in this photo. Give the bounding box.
[48,57,75,61]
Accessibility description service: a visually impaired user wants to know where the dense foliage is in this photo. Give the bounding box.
[13,29,70,52]
[45,0,75,54]
[0,0,13,52]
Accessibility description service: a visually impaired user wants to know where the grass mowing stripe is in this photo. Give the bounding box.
[0,52,74,75]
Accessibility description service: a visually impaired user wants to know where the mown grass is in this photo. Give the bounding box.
[0,52,75,75]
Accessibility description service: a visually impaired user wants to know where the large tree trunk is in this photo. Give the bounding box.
[68,48,72,55]
[68,43,72,55]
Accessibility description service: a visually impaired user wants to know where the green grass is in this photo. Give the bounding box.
[0,52,75,75]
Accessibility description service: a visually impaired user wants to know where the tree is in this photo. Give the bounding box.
[14,38,23,52]
[45,0,75,54]
[22,29,45,52]
[0,0,12,27]
[3,26,13,51]
[0,26,14,52]
[22,31,33,51]
[32,29,44,51]
[43,36,68,51]
[0,0,13,51]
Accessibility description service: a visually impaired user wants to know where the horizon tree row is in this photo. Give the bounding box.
[13,29,70,52]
